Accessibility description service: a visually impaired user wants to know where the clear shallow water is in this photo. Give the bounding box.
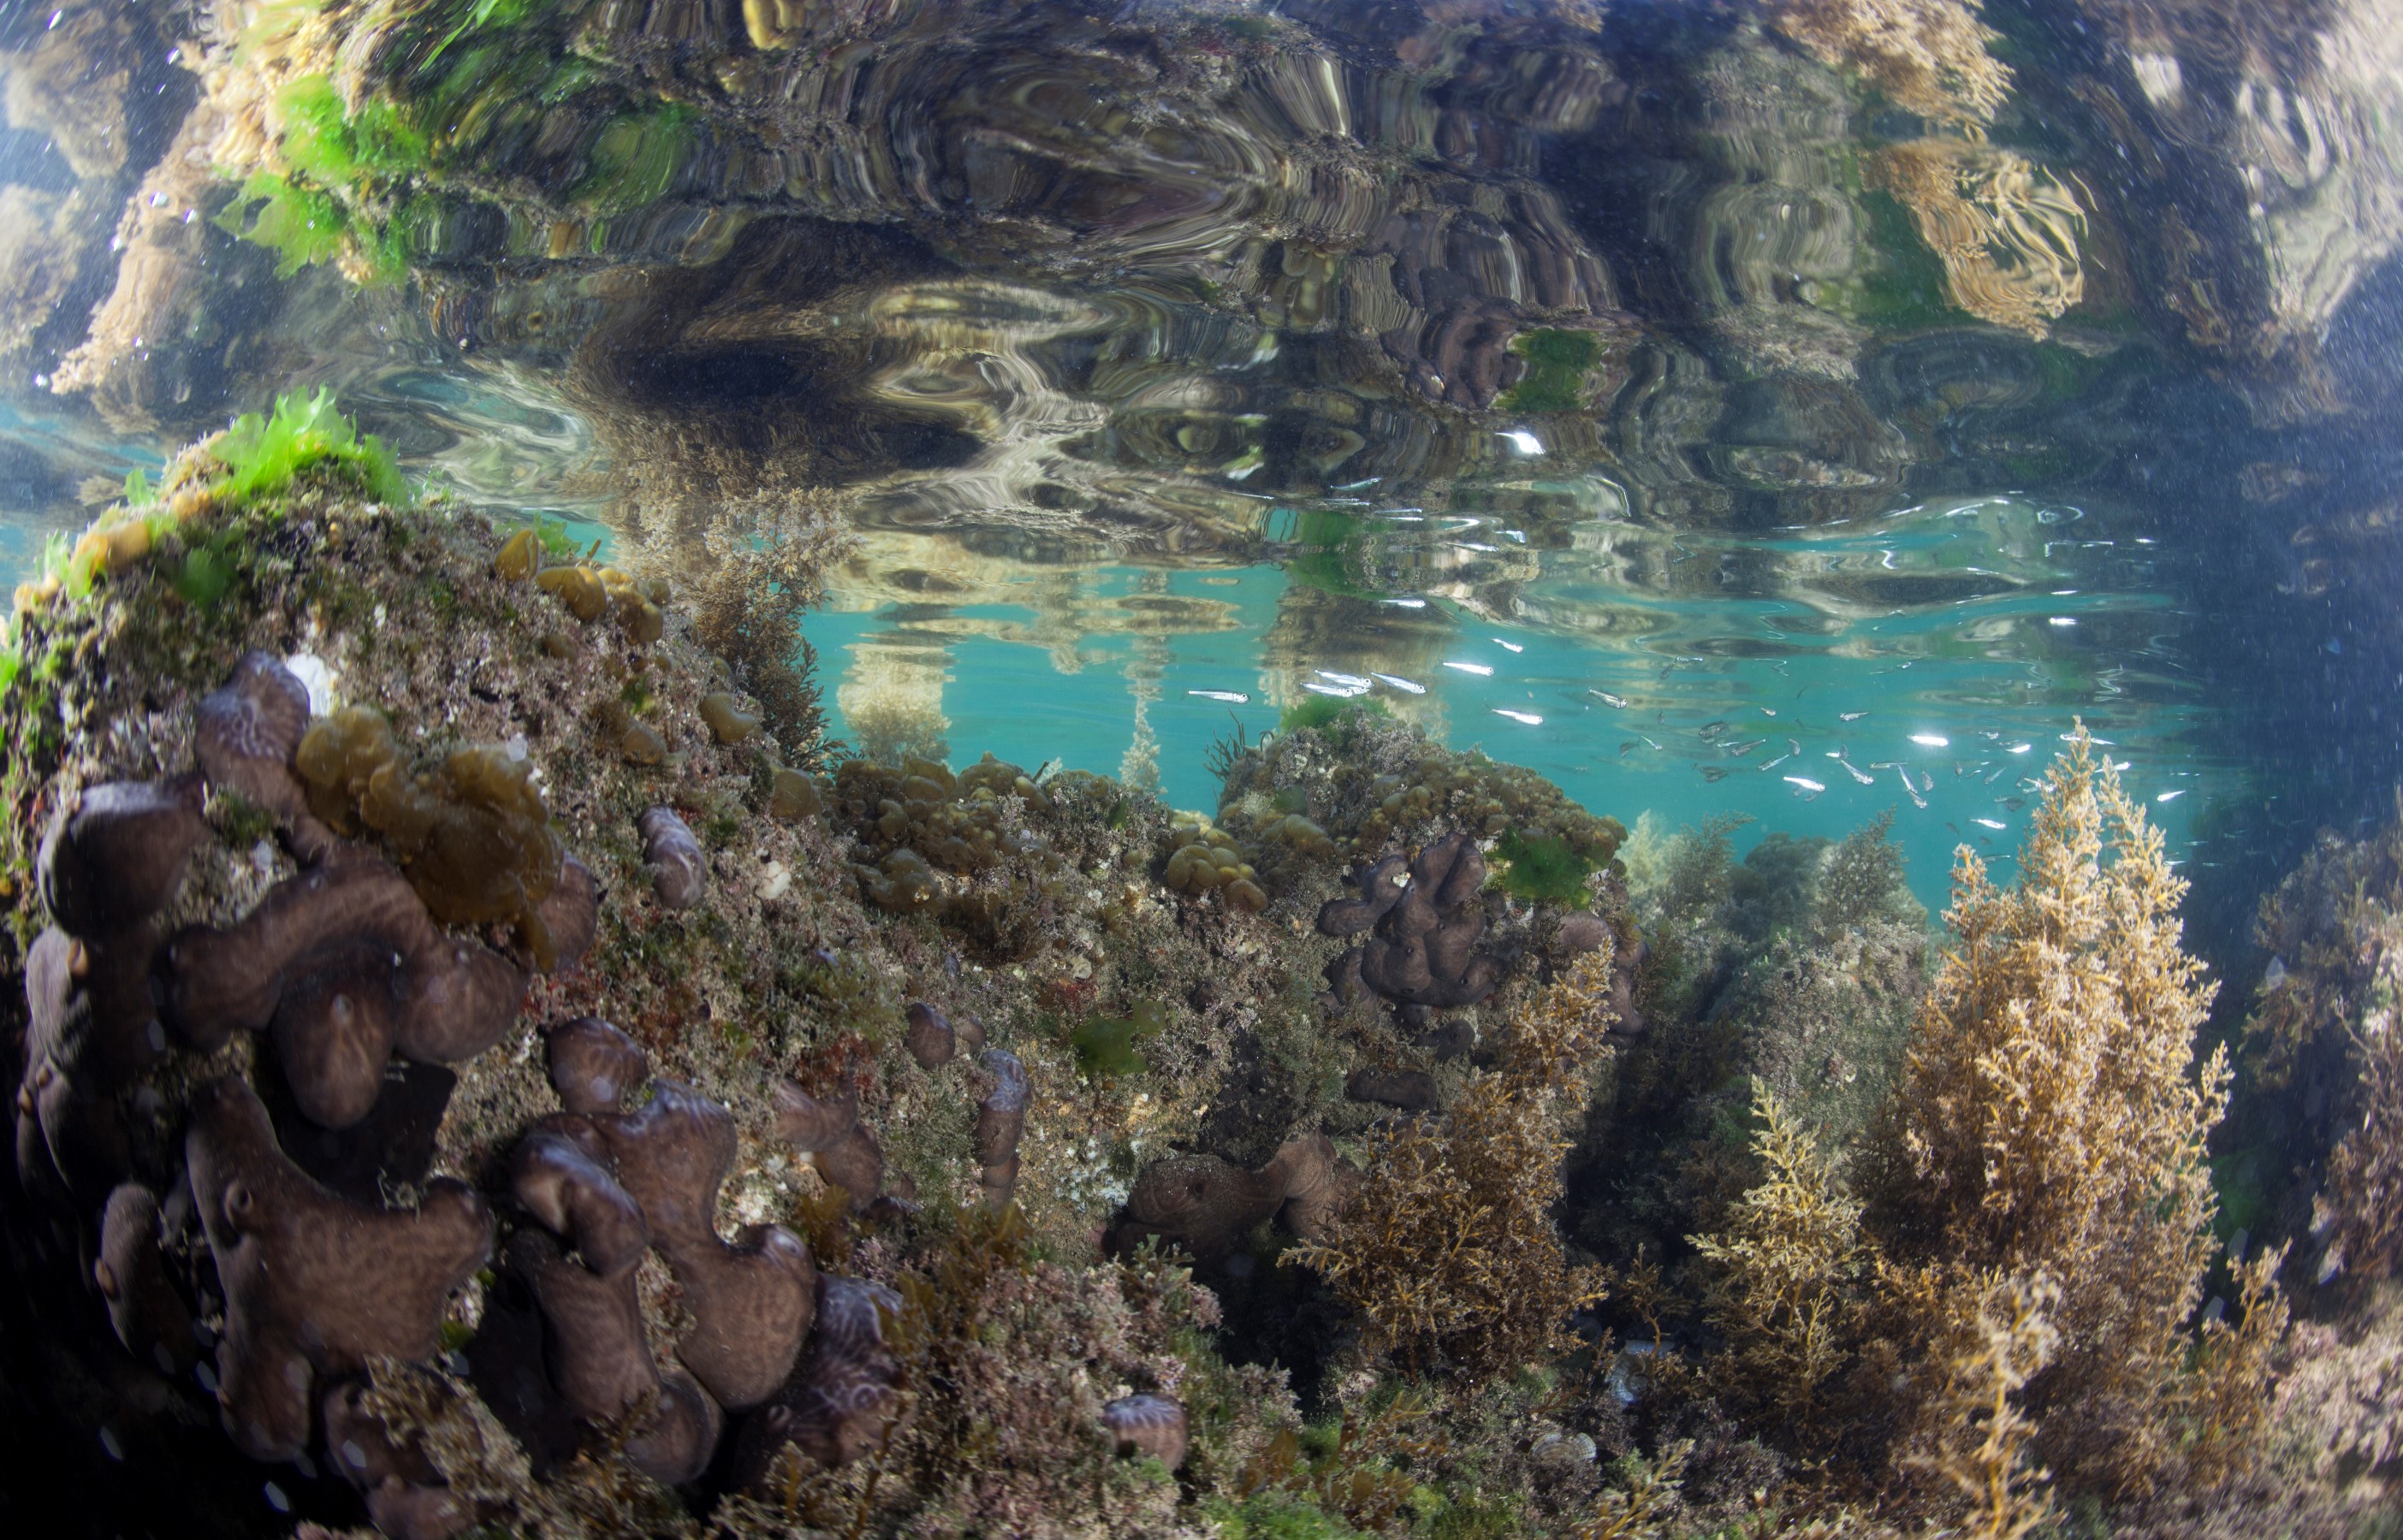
[809,485,2226,913]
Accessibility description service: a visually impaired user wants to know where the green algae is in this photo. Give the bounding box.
[216,173,352,279]
[1072,1000,1168,1078]
[276,75,430,187]
[572,103,697,216]
[1494,328,1600,413]
[1490,827,1597,906]
[1278,695,1386,735]
[1203,1493,1373,1539]
[211,388,406,509]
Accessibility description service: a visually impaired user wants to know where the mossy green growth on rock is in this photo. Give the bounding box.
[1495,328,1601,413]
[1202,1492,1374,1539]
[1279,695,1386,735]
[209,388,406,509]
[1491,828,1599,906]
[1073,999,1169,1078]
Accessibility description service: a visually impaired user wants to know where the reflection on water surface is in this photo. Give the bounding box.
[813,485,2223,909]
[1,0,2400,916]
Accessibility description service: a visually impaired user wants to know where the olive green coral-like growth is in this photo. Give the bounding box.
[1688,1080,1870,1426]
[1872,725,2273,1497]
[1294,951,1618,1382]
[693,493,853,765]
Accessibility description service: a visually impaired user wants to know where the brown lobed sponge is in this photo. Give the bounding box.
[975,1048,1029,1209]
[1115,1133,1350,1261]
[163,855,528,1128]
[774,1078,886,1205]
[543,1014,649,1116]
[1320,832,1501,1027]
[186,1075,493,1461]
[638,805,707,909]
[1101,1392,1190,1469]
[193,649,317,839]
[741,1271,905,1475]
[590,1081,816,1409]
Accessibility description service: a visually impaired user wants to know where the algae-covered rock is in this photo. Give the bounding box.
[0,409,1308,1539]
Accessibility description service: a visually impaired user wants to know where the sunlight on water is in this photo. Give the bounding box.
[813,487,2229,912]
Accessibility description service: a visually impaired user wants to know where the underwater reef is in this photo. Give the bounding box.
[0,399,2396,1538]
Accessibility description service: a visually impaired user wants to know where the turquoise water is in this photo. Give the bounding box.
[810,486,2222,914]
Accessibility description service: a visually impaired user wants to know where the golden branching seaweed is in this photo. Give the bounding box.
[1575,1439,1693,1540]
[1294,952,1618,1382]
[1873,726,2270,1496]
[1689,1079,1871,1424]
[2323,998,2403,1277]
[1235,1391,1448,1533]
[1769,0,2012,127]
[2179,1241,2293,1488]
[1872,141,2088,338]
[1908,1270,2063,1540]
[2247,802,2403,1278]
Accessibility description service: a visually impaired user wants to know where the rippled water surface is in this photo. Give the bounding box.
[4,0,2401,921]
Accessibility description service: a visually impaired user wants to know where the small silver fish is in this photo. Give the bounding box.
[1303,681,1367,697]
[1758,707,1778,717]
[1492,708,1543,726]
[1727,739,1766,756]
[1590,690,1629,708]
[1841,711,1868,721]
[1838,756,1876,785]
[1372,672,1427,695]
[1896,765,1925,808]
[1315,670,1372,689]
[1760,751,1794,771]
[1698,720,1729,739]
[1444,660,1494,676]
[1187,689,1250,703]
[1700,766,1730,782]
[1492,638,1525,654]
[1973,818,2007,831]
[1784,775,1825,800]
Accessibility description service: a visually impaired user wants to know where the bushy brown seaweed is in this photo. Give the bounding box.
[1294,951,1618,1382]
[1688,1080,1869,1428]
[1869,726,2275,1498]
[2246,799,2403,1281]
[691,491,853,767]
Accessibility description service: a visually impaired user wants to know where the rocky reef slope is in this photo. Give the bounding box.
[0,405,2396,1538]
